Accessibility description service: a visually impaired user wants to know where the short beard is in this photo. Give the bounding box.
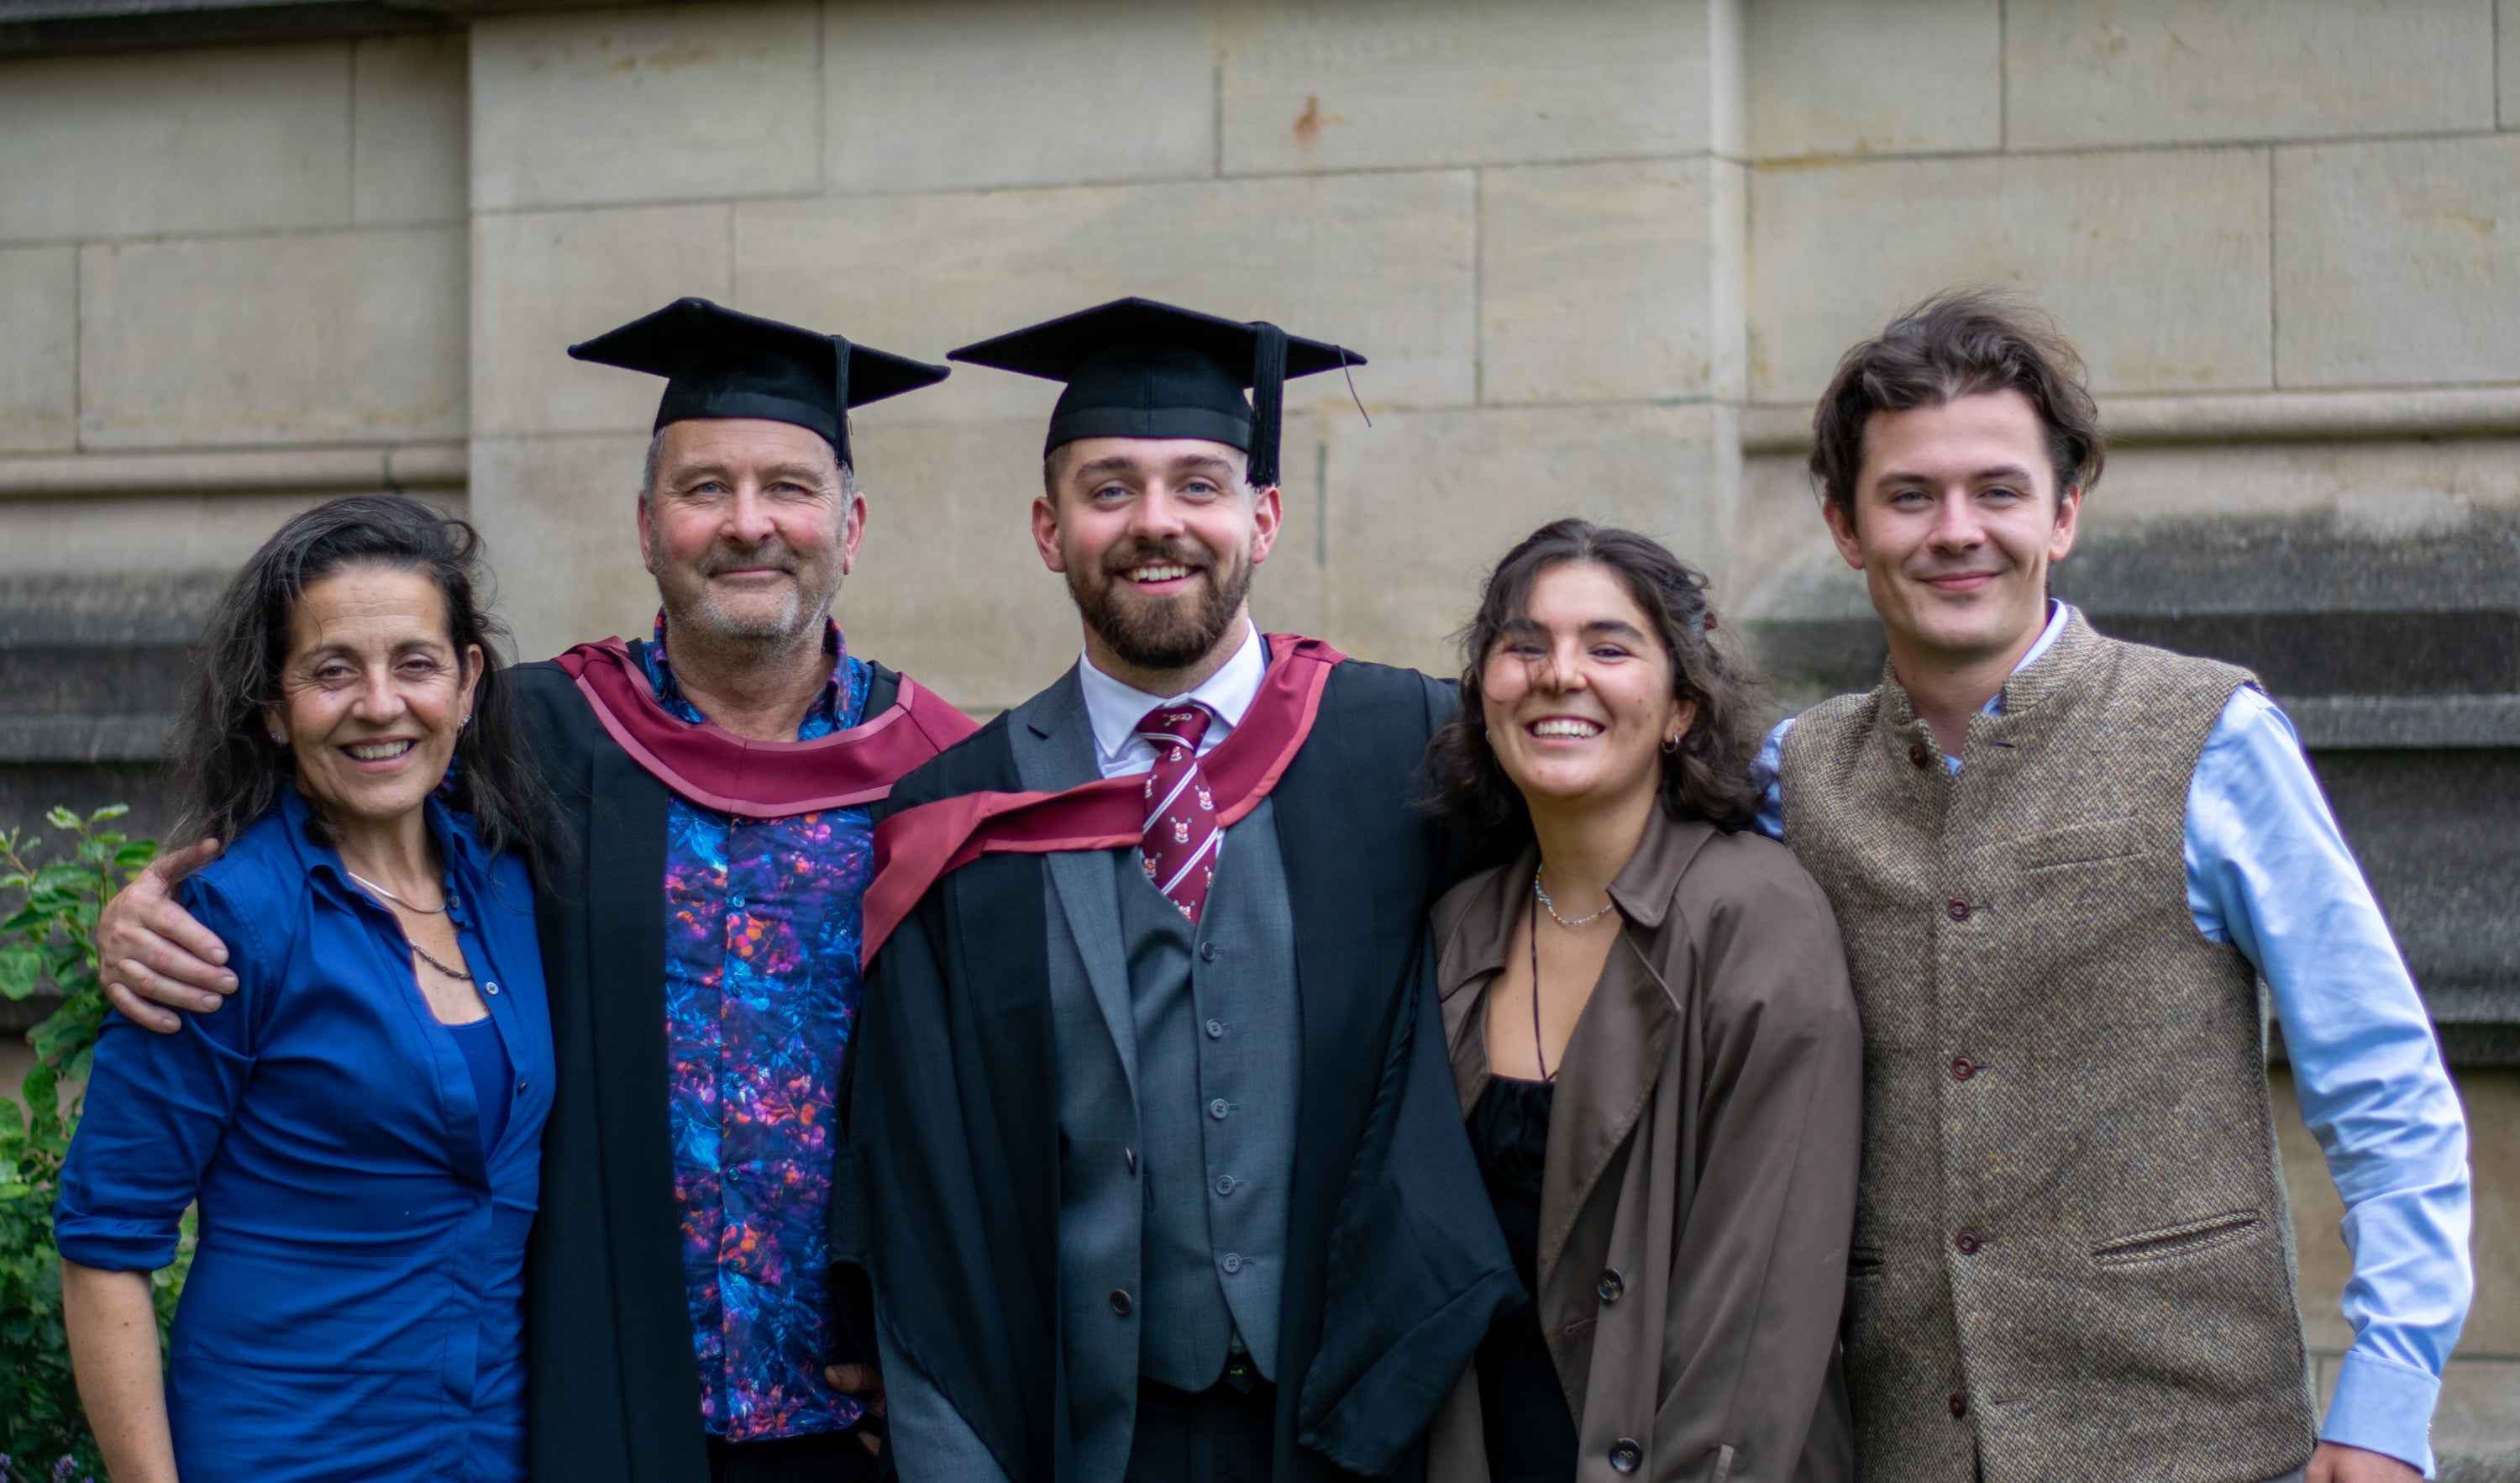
[1068,538,1251,673]
[660,538,843,652]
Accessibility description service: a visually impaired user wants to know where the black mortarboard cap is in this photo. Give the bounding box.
[946,297,1363,489]
[567,297,948,470]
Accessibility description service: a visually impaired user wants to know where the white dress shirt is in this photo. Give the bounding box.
[1074,622,1268,781]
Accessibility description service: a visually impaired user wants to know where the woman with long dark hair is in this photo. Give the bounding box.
[55,496,554,1483]
[1422,520,1862,1483]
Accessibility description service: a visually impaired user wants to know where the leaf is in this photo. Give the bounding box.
[87,805,128,824]
[0,947,40,1002]
[43,807,77,831]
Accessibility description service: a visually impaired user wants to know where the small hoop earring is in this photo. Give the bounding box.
[1662,732,1683,755]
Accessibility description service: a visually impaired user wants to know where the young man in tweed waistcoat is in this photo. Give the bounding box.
[1751,292,2471,1483]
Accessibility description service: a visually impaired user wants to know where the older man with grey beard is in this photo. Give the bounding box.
[95,298,979,1483]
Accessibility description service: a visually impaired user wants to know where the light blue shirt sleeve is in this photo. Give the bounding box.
[2186,687,2474,1476]
[1752,717,1793,843]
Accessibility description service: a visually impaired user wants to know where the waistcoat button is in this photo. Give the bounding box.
[1908,743,1931,768]
[1219,1253,1243,1275]
[1199,942,1219,963]
[484,981,500,996]
[1110,1289,1132,1316]
[1955,1228,1982,1254]
[1123,1146,1137,1174]
[1609,1438,1643,1473]
[1205,1018,1226,1039]
[1950,1056,1977,1081]
[1595,1270,1624,1304]
[1945,898,1971,922]
[1948,1392,1968,1419]
[1215,1175,1237,1196]
[1209,1098,1231,1120]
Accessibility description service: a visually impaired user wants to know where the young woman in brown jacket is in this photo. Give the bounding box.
[1421,520,1863,1483]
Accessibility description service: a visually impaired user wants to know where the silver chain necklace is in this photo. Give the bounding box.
[346,870,447,915]
[405,939,475,982]
[346,871,473,981]
[1531,867,1615,930]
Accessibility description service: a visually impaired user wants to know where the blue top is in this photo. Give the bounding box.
[1754,602,2474,1476]
[445,1017,515,1154]
[56,788,554,1483]
[642,614,874,1441]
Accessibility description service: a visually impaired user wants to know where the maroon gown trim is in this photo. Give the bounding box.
[554,638,980,818]
[860,633,1344,963]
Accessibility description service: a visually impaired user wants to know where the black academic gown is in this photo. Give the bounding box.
[835,657,1520,1483]
[509,650,907,1483]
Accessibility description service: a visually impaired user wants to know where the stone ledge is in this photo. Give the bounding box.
[2291,695,2520,749]
[0,443,465,499]
[0,713,167,762]
[0,0,444,52]
[0,0,685,55]
[0,990,60,1035]
[1740,387,2520,455]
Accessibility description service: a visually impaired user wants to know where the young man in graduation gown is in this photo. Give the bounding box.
[1750,293,2472,1483]
[840,299,1520,1483]
[97,299,980,1483]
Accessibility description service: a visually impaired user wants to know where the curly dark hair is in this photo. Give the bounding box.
[168,494,548,860]
[1809,288,2104,520]
[1424,519,1765,840]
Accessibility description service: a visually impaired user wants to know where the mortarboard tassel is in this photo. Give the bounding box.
[1249,321,1287,489]
[827,334,853,470]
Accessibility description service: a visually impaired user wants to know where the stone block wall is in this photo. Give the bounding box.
[0,32,472,833]
[1,0,2516,1469]
[462,0,1750,703]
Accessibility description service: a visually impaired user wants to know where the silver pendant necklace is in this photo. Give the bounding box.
[1531,866,1614,929]
[1528,887,1553,1082]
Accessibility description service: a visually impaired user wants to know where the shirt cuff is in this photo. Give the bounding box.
[50,1212,181,1273]
[2323,1349,2442,1477]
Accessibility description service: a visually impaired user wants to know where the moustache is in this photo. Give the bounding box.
[697,541,800,577]
[1098,539,1216,577]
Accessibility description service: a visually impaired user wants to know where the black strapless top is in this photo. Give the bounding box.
[1469,1076,1578,1483]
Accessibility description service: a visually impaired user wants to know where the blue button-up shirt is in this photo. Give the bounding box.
[58,789,552,1483]
[1755,602,2474,1475]
[642,617,874,1442]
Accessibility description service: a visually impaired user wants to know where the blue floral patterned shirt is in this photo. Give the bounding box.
[641,616,873,1442]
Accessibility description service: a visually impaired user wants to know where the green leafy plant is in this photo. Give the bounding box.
[2,806,189,1483]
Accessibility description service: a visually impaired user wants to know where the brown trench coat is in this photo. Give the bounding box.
[1426,813,1864,1483]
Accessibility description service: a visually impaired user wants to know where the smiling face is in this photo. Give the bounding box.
[638,417,861,649]
[269,563,481,832]
[1033,436,1282,679]
[1824,389,2080,675]
[1479,560,1690,817]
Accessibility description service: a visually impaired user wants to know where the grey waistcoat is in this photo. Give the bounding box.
[1113,804,1301,1391]
[1777,612,2315,1483]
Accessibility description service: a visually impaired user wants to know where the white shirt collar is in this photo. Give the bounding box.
[1076,623,1268,778]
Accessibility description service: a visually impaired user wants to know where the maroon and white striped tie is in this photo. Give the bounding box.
[1136,702,1220,921]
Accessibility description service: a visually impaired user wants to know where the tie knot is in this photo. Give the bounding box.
[1136,702,1213,752]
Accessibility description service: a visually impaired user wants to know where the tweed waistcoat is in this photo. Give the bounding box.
[1778,611,2316,1483]
[1110,802,1300,1391]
